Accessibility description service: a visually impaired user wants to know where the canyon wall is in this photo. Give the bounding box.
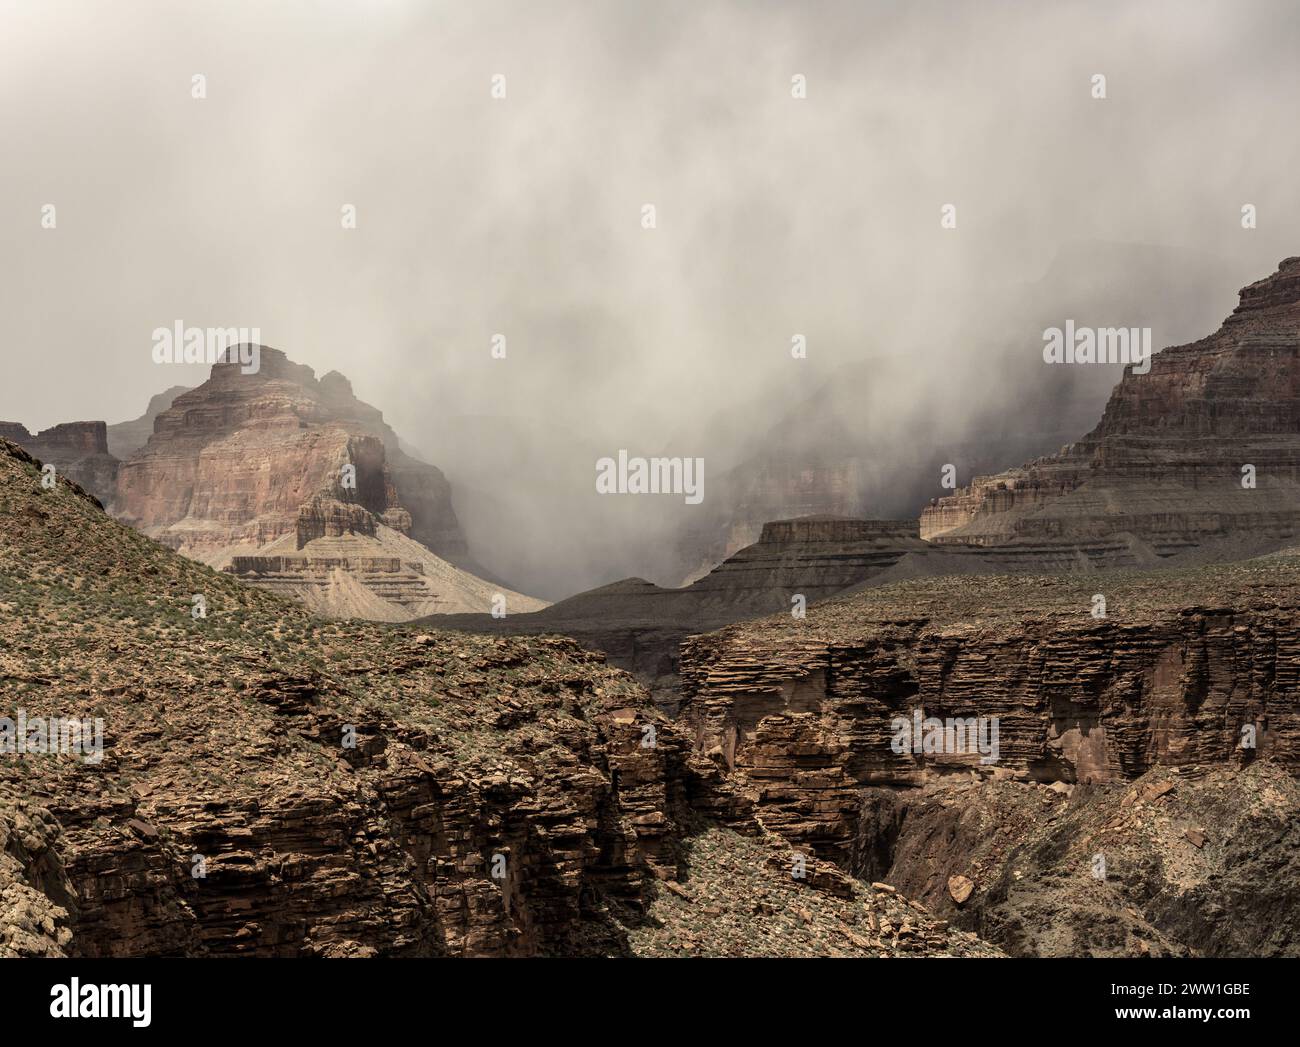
[920,257,1300,560]
[678,566,1300,865]
[674,561,1300,956]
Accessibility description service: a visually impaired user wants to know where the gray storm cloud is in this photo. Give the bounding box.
[1,0,1298,598]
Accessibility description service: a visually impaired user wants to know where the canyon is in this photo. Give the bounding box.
[434,256,1300,956]
[5,256,1300,958]
[0,435,990,958]
[675,564,1300,955]
[441,258,1300,703]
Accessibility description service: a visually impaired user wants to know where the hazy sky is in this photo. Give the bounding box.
[2,0,1298,593]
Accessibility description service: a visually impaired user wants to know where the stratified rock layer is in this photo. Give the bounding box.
[108,347,540,618]
[676,561,1300,955]
[115,348,467,561]
[920,257,1300,561]
[436,516,928,706]
[679,565,1300,865]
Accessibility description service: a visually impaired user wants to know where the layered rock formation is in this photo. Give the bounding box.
[0,436,980,958]
[116,349,464,558]
[0,422,119,507]
[223,521,544,621]
[674,559,1300,953]
[435,516,928,706]
[109,347,536,618]
[920,257,1300,562]
[664,242,1234,588]
[665,362,1044,587]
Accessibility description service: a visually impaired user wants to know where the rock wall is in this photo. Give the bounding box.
[37,683,707,958]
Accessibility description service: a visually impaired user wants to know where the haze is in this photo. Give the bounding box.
[2,0,1298,598]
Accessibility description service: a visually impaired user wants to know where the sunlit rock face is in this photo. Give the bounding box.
[113,347,466,559]
[107,346,546,619]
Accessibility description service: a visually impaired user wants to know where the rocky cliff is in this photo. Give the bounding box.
[107,347,537,618]
[920,257,1300,562]
[115,348,466,559]
[676,560,1300,954]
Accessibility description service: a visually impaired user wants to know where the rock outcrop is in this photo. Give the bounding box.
[920,257,1300,562]
[0,802,75,958]
[115,348,466,559]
